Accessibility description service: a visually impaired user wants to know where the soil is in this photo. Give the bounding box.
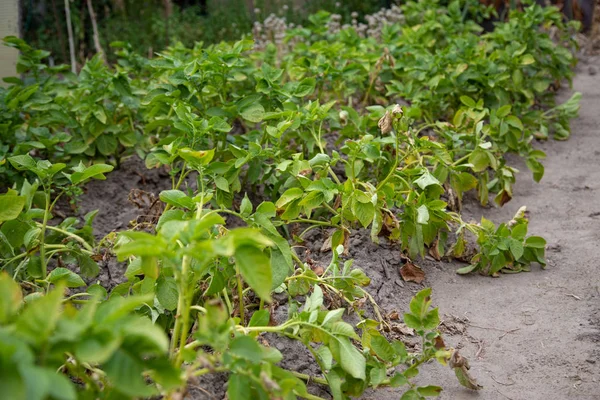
[76,57,600,399]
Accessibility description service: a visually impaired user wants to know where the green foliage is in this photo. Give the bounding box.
[456,207,547,275]
[0,0,577,398]
[1,156,112,282]
[0,274,179,399]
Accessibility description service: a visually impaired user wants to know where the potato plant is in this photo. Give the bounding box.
[0,0,578,398]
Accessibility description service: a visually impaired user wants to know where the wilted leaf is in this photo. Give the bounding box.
[399,262,425,283]
[449,350,482,390]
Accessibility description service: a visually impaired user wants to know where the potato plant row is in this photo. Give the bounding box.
[0,1,581,399]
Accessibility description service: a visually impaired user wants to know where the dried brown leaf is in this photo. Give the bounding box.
[399,262,425,283]
[391,322,415,336]
[449,350,483,390]
[429,239,441,261]
[378,111,393,134]
[434,335,446,350]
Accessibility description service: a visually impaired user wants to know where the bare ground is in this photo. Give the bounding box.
[77,59,600,399]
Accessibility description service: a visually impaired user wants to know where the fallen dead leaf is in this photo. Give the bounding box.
[399,262,425,283]
[429,239,441,261]
[434,335,446,350]
[311,265,325,276]
[387,310,400,320]
[320,235,332,252]
[391,322,415,336]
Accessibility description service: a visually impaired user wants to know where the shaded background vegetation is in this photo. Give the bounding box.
[21,0,392,66]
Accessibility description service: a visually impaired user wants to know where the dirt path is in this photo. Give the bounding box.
[375,59,600,399]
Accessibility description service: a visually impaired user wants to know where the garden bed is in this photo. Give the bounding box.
[1,1,598,399]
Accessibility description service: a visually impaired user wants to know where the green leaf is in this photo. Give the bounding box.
[209,116,232,132]
[121,315,169,353]
[156,276,178,311]
[178,148,215,167]
[512,69,523,86]
[416,205,429,225]
[414,171,440,190]
[422,307,440,330]
[160,190,195,209]
[229,335,263,363]
[46,369,77,400]
[509,239,524,260]
[306,285,323,312]
[520,54,535,65]
[496,105,512,118]
[299,191,324,210]
[1,219,31,249]
[16,285,64,345]
[409,287,431,319]
[468,149,490,172]
[19,365,51,400]
[525,236,546,249]
[337,336,366,380]
[87,284,107,300]
[249,309,270,327]
[69,163,114,185]
[456,264,477,275]
[78,254,100,279]
[96,135,118,156]
[75,331,122,364]
[505,115,524,130]
[459,96,476,108]
[215,176,230,192]
[417,385,443,396]
[270,247,290,290]
[511,223,528,240]
[352,199,375,228]
[403,313,421,329]
[235,245,272,302]
[390,372,409,387]
[93,107,107,124]
[104,349,157,397]
[240,194,253,216]
[317,346,333,370]
[275,187,304,208]
[0,272,22,324]
[141,256,159,279]
[294,77,316,97]
[240,102,265,123]
[370,365,386,387]
[47,268,86,288]
[0,191,26,223]
[95,294,152,324]
[490,252,507,274]
[400,389,421,400]
[228,373,252,400]
[322,308,345,326]
[8,154,37,171]
[370,335,396,362]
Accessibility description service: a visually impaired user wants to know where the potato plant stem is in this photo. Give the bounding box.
[236,266,245,323]
[39,188,51,279]
[312,122,342,185]
[173,168,208,366]
[376,132,402,191]
[289,219,338,228]
[41,225,94,252]
[289,371,328,385]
